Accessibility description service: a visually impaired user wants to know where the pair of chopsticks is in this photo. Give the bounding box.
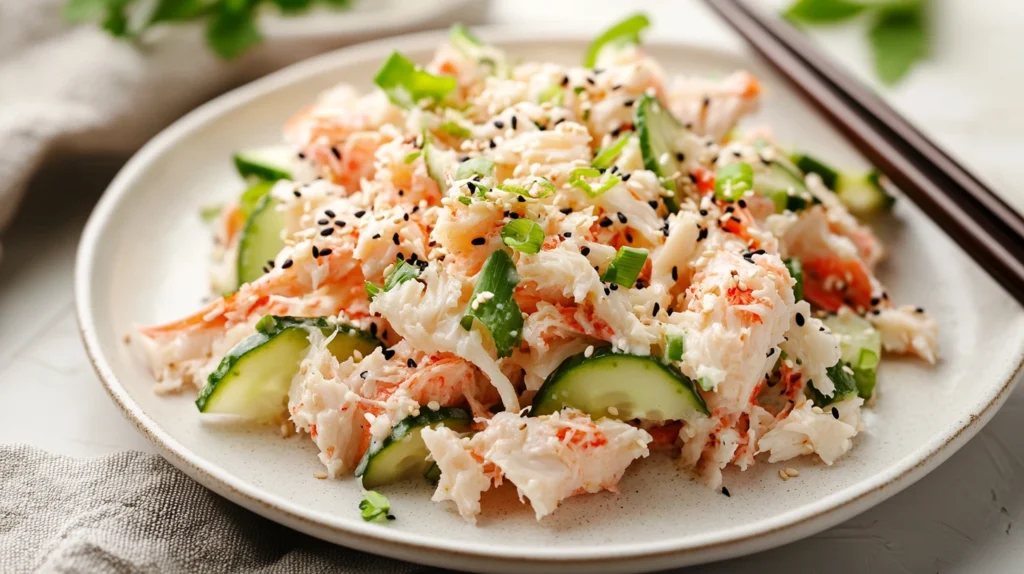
[703,0,1024,306]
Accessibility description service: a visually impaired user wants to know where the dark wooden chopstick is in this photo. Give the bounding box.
[703,0,1024,306]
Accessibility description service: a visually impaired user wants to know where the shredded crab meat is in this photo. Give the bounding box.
[132,22,938,517]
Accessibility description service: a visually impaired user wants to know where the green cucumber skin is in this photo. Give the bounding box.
[530,347,709,420]
[355,407,472,488]
[236,194,285,287]
[196,317,382,413]
[233,151,292,183]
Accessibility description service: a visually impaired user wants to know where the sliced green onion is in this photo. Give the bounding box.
[403,151,422,164]
[569,167,621,198]
[461,250,523,358]
[584,13,651,68]
[359,490,392,522]
[367,257,423,301]
[601,246,648,287]
[533,177,557,197]
[665,333,684,362]
[538,84,564,106]
[500,219,544,254]
[854,348,879,399]
[200,204,224,223]
[422,132,451,188]
[698,376,714,392]
[374,51,456,109]
[440,121,472,138]
[449,23,482,53]
[714,162,754,201]
[255,314,278,335]
[497,177,555,199]
[454,156,495,181]
[457,196,472,206]
[592,135,631,170]
[784,257,803,302]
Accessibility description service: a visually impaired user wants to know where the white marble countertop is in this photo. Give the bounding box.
[2,1,1022,572]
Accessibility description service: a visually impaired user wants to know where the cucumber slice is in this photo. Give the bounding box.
[822,313,881,399]
[635,94,685,211]
[754,161,815,213]
[836,170,895,216]
[355,407,472,488]
[422,134,453,190]
[233,146,294,183]
[791,153,839,190]
[809,361,860,406]
[530,348,708,422]
[197,316,381,421]
[237,194,285,287]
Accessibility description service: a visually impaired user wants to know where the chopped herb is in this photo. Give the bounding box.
[714,162,754,201]
[600,246,648,288]
[374,51,456,109]
[500,219,545,254]
[359,490,392,522]
[461,250,523,358]
[584,13,651,67]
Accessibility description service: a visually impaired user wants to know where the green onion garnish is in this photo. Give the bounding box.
[461,250,523,358]
[366,257,423,301]
[422,132,452,188]
[592,135,631,170]
[569,167,621,198]
[784,257,803,302]
[665,332,684,362]
[583,13,651,68]
[538,84,564,106]
[500,219,544,254]
[601,246,648,287]
[374,51,456,109]
[403,151,422,164]
[449,23,482,53]
[714,162,754,201]
[454,156,495,181]
[439,121,472,138]
[359,490,393,522]
[255,315,278,335]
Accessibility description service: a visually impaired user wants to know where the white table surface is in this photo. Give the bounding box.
[3,1,1023,572]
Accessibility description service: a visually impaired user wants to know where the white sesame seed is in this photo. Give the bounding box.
[785,467,799,477]
[313,472,328,479]
[778,469,789,481]
[607,406,619,416]
[584,345,595,358]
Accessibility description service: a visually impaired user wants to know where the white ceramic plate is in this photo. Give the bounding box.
[75,27,1024,573]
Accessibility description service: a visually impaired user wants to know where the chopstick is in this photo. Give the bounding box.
[702,0,1024,306]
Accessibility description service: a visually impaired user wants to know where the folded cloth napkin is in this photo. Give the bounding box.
[0,445,443,573]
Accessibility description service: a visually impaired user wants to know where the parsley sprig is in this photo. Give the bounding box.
[65,0,354,59]
[784,0,929,85]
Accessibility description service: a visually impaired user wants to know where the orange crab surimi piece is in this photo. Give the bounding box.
[802,257,873,312]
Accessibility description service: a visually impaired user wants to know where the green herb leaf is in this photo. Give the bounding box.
[500,219,544,254]
[584,13,651,68]
[569,167,621,198]
[374,51,457,109]
[714,162,754,201]
[592,135,631,170]
[784,257,804,302]
[359,490,392,521]
[206,7,262,59]
[784,0,866,24]
[461,250,523,358]
[403,151,422,164]
[601,246,648,288]
[868,1,927,85]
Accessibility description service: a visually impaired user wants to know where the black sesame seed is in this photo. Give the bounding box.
[403,213,409,222]
[653,302,661,316]
[672,266,679,281]
[318,218,330,225]
[489,139,496,148]
[586,77,595,86]
[331,147,341,160]
[392,233,400,245]
[324,209,335,218]
[870,297,880,306]
[509,212,520,219]
[767,348,775,357]
[688,173,699,184]
[604,287,611,296]
[360,371,368,379]
[335,220,346,227]
[667,308,675,316]
[297,152,306,160]
[563,232,572,238]
[561,75,570,87]
[354,210,366,218]
[494,119,504,129]
[311,245,319,258]
[675,152,685,162]
[725,206,735,214]
[702,96,710,108]
[697,227,708,242]
[916,307,925,314]
[372,234,381,240]
[398,189,405,197]
[831,407,840,419]
[610,125,623,137]
[559,207,573,215]
[369,323,378,337]
[293,190,302,198]
[599,217,613,228]
[624,99,635,107]
[281,259,293,269]
[625,233,633,243]
[511,116,518,129]
[407,358,417,368]
[621,173,631,181]
[617,212,628,224]
[610,283,619,291]
[320,228,334,236]
[722,486,731,497]
[737,199,747,208]
[730,216,742,224]
[700,209,708,216]
[648,200,659,209]
[581,246,591,256]
[383,349,396,360]
[795,313,805,327]
[319,248,332,256]
[471,237,486,246]
[517,196,526,203]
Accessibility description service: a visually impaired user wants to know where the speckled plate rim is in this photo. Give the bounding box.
[74,26,1024,573]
